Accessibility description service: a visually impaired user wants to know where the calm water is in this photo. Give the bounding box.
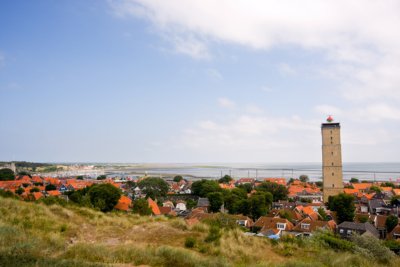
[109,162,400,182]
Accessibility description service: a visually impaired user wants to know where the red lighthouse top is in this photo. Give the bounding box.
[326,115,334,123]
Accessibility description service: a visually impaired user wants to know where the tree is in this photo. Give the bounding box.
[207,192,224,213]
[225,188,248,214]
[287,178,295,185]
[18,171,31,177]
[30,187,40,193]
[299,175,309,183]
[237,183,252,193]
[132,198,152,215]
[369,185,381,193]
[318,207,329,221]
[256,182,288,201]
[138,177,169,199]
[191,179,220,197]
[87,184,122,212]
[186,198,197,210]
[96,175,107,180]
[15,187,24,195]
[77,175,84,180]
[386,215,398,233]
[173,175,183,182]
[0,168,14,181]
[390,195,400,206]
[218,175,233,184]
[315,181,323,188]
[248,194,268,220]
[328,193,355,224]
[45,184,57,191]
[381,182,395,188]
[350,178,359,183]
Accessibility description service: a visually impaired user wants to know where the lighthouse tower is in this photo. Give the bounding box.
[321,116,344,202]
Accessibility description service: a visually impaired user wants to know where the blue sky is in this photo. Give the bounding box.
[1,0,400,163]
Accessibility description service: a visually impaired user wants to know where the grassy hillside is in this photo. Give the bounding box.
[0,196,398,267]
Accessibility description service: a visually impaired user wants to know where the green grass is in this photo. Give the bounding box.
[0,196,399,267]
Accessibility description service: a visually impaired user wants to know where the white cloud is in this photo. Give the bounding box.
[218,97,235,109]
[109,0,400,101]
[278,63,296,76]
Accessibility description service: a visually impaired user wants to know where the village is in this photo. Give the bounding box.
[1,171,400,248]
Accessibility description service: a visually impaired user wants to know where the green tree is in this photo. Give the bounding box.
[96,175,107,180]
[132,198,152,215]
[173,175,183,182]
[318,207,329,221]
[237,183,252,193]
[191,179,220,197]
[350,177,359,183]
[299,175,309,183]
[0,168,14,181]
[218,175,233,184]
[381,182,395,188]
[45,184,57,191]
[30,187,40,193]
[186,198,197,210]
[386,215,398,233]
[87,184,122,212]
[225,188,248,214]
[77,175,84,180]
[369,185,381,193]
[248,194,268,220]
[207,192,224,213]
[15,187,24,195]
[315,181,323,188]
[390,195,400,206]
[18,171,31,177]
[138,177,169,199]
[328,193,355,224]
[256,181,288,201]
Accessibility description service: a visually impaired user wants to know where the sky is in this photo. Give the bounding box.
[1,0,400,163]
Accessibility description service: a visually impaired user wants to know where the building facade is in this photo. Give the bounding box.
[321,117,343,202]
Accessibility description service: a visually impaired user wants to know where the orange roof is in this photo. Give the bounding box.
[47,190,61,196]
[344,188,358,194]
[263,178,286,185]
[352,183,372,190]
[32,192,43,200]
[219,183,235,189]
[147,198,161,215]
[114,195,132,211]
[302,206,315,216]
[31,176,43,183]
[380,187,392,192]
[392,189,400,196]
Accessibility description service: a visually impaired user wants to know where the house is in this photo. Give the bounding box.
[253,216,294,237]
[234,215,254,228]
[236,178,255,185]
[369,199,391,215]
[147,198,161,215]
[291,218,336,237]
[387,224,400,240]
[159,206,177,216]
[263,178,286,186]
[337,222,379,239]
[114,195,132,211]
[197,198,210,212]
[352,183,372,193]
[47,190,61,197]
[176,200,187,211]
[374,215,388,239]
[162,200,175,208]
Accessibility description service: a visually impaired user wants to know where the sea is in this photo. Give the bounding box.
[107,162,400,182]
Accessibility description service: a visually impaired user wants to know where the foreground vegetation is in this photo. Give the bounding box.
[0,196,399,267]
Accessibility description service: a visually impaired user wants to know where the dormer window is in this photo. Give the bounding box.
[301,223,310,230]
[277,223,286,230]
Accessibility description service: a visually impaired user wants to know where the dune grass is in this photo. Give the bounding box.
[0,196,399,267]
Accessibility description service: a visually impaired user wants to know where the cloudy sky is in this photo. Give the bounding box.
[1,0,400,163]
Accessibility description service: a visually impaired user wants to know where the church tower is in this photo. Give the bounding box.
[321,116,343,202]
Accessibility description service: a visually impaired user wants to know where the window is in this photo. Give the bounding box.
[277,223,286,230]
[332,172,334,176]
[347,230,352,235]
[339,229,344,233]
[332,184,335,188]
[301,223,310,230]
[331,162,334,166]
[331,152,334,155]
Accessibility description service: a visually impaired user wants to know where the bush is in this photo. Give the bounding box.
[40,196,67,207]
[0,168,14,181]
[314,231,354,251]
[351,234,395,264]
[184,237,196,248]
[87,184,122,212]
[204,226,221,243]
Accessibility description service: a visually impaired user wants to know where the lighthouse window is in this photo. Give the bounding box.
[332,172,334,176]
[331,162,334,166]
[332,184,335,188]
[331,152,334,155]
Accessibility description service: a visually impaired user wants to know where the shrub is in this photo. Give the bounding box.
[314,231,354,251]
[184,237,196,248]
[351,234,395,264]
[204,226,221,243]
[40,196,67,207]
